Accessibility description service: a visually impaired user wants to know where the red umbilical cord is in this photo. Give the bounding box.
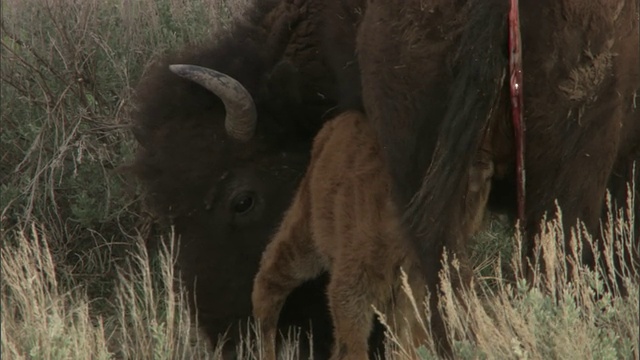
[509,0,526,232]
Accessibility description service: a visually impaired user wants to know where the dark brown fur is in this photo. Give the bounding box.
[356,0,639,349]
[128,1,370,357]
[252,111,494,359]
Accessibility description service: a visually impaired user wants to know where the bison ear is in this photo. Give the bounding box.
[264,60,303,104]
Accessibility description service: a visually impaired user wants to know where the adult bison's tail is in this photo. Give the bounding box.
[406,0,510,281]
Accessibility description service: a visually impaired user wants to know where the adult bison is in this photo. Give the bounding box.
[357,0,639,348]
[127,0,372,357]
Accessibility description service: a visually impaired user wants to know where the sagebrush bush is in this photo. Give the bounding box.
[1,0,246,305]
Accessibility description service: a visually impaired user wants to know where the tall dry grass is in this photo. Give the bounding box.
[1,225,216,359]
[1,0,638,359]
[378,185,638,360]
[3,194,637,359]
[440,197,638,359]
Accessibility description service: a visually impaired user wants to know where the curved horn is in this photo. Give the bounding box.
[169,64,257,142]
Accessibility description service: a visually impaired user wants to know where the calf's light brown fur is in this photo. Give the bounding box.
[252,111,494,359]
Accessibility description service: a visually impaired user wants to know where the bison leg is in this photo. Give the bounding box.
[522,117,623,285]
[606,157,640,290]
[465,148,495,241]
[433,146,495,354]
[383,268,430,355]
[252,202,325,360]
[326,262,380,360]
[440,145,495,291]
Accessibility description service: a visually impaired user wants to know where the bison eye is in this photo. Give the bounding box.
[231,192,255,215]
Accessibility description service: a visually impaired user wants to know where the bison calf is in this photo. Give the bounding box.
[252,111,493,359]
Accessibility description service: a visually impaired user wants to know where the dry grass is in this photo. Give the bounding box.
[374,186,638,360]
[1,225,215,359]
[439,190,638,359]
[1,0,638,359]
[3,195,637,359]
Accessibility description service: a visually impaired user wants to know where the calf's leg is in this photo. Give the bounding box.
[327,269,375,360]
[450,146,495,287]
[386,269,429,355]
[252,200,324,360]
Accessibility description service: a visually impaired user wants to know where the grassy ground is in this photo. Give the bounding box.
[1,0,638,359]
